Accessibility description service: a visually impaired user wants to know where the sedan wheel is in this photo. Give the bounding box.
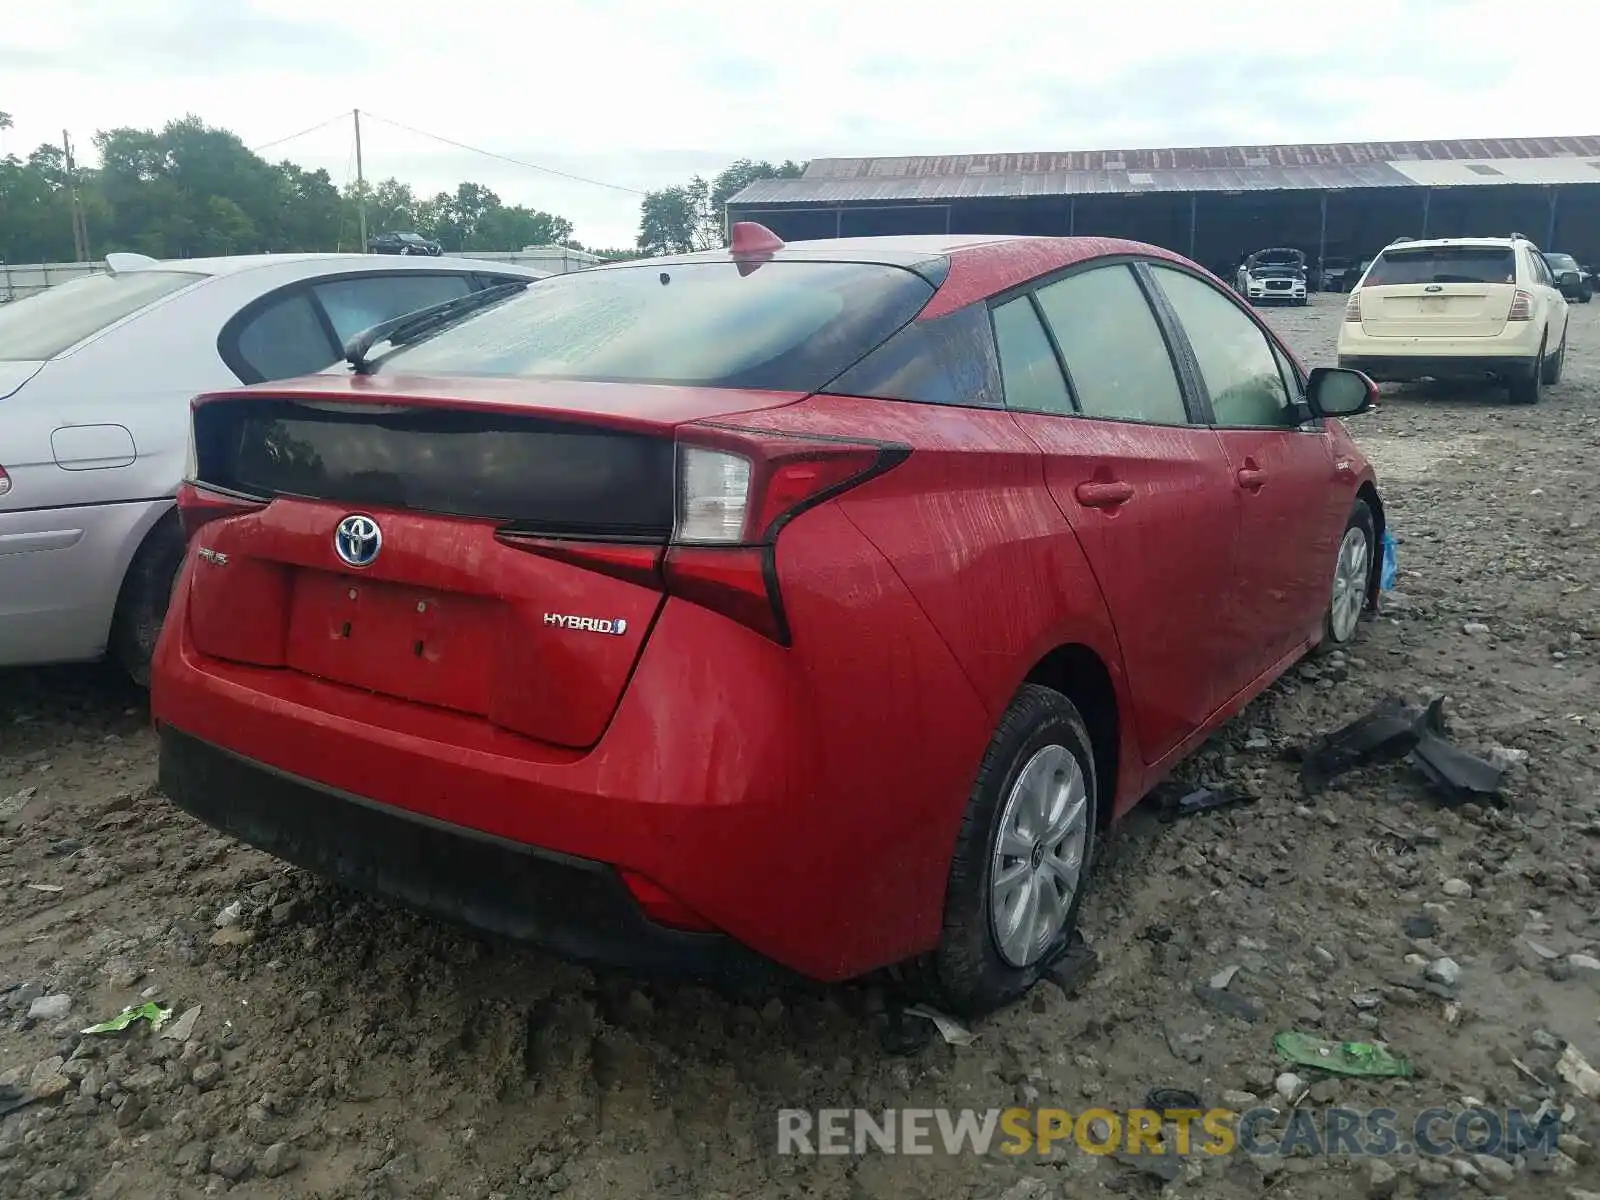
[989,744,1090,968]
[910,684,1099,1017]
[1323,501,1375,648]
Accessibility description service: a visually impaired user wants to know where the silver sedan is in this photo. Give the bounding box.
[0,251,547,681]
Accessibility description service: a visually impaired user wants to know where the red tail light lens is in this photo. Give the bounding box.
[663,425,909,644]
[494,425,909,646]
[1507,289,1533,321]
[1343,291,1362,322]
[0,465,11,498]
[175,481,266,541]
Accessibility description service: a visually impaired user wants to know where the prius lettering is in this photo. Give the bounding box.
[544,613,629,636]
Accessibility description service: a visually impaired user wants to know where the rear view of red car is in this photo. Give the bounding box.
[152,227,1382,1016]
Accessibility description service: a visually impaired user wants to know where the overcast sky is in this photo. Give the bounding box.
[3,0,1592,248]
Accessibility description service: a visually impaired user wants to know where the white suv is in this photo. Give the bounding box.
[1336,235,1570,404]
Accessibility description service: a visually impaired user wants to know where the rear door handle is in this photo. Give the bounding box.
[1074,480,1134,509]
[1236,468,1268,491]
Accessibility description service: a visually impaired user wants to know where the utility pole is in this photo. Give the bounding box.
[62,130,89,262]
[353,109,368,250]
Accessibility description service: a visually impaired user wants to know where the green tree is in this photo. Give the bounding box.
[636,158,806,255]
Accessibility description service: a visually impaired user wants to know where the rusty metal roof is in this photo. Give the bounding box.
[727,135,1600,206]
[798,136,1600,178]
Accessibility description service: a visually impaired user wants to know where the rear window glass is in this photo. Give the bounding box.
[1545,253,1578,269]
[1365,247,1515,286]
[822,304,1002,408]
[0,269,204,361]
[378,260,935,392]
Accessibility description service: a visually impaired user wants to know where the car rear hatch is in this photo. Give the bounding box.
[1357,244,1517,338]
[180,376,806,749]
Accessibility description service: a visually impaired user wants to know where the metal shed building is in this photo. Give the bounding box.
[726,136,1600,276]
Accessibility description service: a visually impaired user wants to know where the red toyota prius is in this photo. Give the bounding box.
[152,227,1382,1016]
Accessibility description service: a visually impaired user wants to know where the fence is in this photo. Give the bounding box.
[0,260,107,302]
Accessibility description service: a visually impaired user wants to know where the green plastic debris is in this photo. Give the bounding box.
[81,1002,173,1036]
[1274,1031,1412,1078]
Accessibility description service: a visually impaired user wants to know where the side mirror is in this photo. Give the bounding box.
[1306,367,1377,418]
[1558,270,1579,288]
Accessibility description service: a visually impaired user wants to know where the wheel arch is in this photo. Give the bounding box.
[1022,643,1122,832]
[1355,481,1385,610]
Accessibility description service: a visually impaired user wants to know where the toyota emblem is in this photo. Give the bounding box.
[334,514,382,568]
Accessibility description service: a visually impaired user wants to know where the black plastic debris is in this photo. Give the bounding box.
[1154,783,1259,823]
[1145,1086,1204,1111]
[0,1082,34,1118]
[877,1004,935,1056]
[1300,695,1506,804]
[1042,929,1099,997]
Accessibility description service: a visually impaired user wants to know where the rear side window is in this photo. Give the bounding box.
[232,291,338,382]
[1032,265,1189,425]
[312,274,473,345]
[380,260,936,393]
[1365,246,1515,286]
[822,304,1002,408]
[992,297,1072,415]
[0,270,204,361]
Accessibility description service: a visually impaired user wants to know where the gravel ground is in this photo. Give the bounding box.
[3,294,1599,1200]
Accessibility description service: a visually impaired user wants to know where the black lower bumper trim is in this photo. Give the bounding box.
[157,726,780,984]
[1338,354,1536,383]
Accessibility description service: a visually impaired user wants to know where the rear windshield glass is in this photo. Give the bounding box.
[378,259,936,392]
[1544,253,1578,269]
[0,270,204,361]
[1365,247,1515,286]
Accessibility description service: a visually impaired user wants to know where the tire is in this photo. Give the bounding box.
[1508,340,1544,405]
[109,514,185,687]
[1319,500,1376,653]
[1542,330,1566,386]
[908,684,1099,1018]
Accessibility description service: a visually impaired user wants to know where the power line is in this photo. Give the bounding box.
[360,110,645,195]
[252,113,350,154]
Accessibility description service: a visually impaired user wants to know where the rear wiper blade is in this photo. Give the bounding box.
[343,281,529,375]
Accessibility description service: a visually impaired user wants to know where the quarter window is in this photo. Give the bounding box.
[1150,265,1293,429]
[312,274,473,345]
[232,290,338,381]
[1032,265,1188,425]
[992,297,1072,414]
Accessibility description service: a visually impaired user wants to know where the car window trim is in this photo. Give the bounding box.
[1137,259,1325,434]
[986,257,1202,429]
[217,268,490,384]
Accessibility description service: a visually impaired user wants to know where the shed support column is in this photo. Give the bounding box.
[1420,189,1431,238]
[1188,194,1198,259]
[1317,193,1328,287]
[1547,188,1559,247]
[944,205,952,234]
[835,208,843,238]
[1068,196,1076,236]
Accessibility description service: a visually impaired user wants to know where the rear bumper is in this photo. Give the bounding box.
[1337,353,1537,382]
[158,726,774,981]
[0,497,172,667]
[150,503,992,983]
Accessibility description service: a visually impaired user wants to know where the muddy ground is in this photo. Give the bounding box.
[2,295,1598,1200]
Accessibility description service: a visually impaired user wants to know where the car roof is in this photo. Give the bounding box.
[611,232,1197,319]
[107,252,515,277]
[1377,237,1521,251]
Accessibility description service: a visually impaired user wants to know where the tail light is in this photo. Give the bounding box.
[1508,290,1533,321]
[1343,291,1362,322]
[0,465,11,498]
[498,425,908,645]
[661,425,909,644]
[175,481,266,541]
